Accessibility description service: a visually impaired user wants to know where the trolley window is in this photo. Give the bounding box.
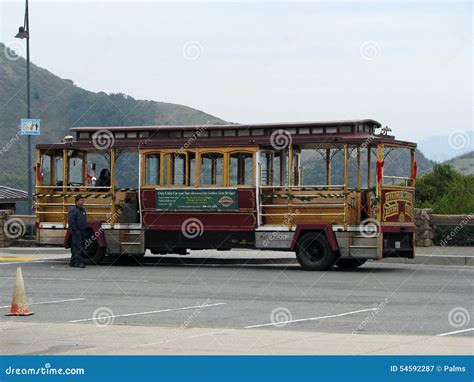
[229,152,254,186]
[200,152,224,186]
[145,154,160,185]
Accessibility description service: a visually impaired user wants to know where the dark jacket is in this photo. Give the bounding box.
[68,205,87,235]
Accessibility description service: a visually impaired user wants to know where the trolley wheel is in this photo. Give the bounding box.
[335,258,367,269]
[295,232,336,271]
[81,228,107,265]
[117,253,146,265]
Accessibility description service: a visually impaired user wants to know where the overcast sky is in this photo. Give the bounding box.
[1,1,472,144]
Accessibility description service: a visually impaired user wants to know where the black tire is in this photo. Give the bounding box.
[295,232,336,271]
[80,228,107,265]
[336,258,367,269]
[116,253,145,265]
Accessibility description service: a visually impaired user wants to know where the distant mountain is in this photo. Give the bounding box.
[0,42,226,191]
[443,151,474,176]
[418,131,473,162]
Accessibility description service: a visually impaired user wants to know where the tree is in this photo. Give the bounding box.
[416,164,474,214]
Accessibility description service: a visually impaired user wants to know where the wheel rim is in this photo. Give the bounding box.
[303,240,325,264]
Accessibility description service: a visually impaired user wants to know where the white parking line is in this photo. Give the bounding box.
[29,277,149,283]
[0,276,149,283]
[69,302,227,323]
[244,308,378,329]
[0,260,47,265]
[436,327,474,337]
[0,297,85,309]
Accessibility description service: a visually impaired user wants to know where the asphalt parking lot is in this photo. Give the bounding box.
[0,251,472,340]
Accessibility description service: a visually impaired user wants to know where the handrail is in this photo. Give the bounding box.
[382,175,411,180]
[36,202,112,207]
[259,185,346,189]
[260,212,345,217]
[36,186,112,189]
[260,203,345,207]
[35,211,113,216]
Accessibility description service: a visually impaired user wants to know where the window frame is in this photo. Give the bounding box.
[228,150,256,187]
[140,147,257,188]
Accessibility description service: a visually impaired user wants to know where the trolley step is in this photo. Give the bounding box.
[120,242,143,254]
[348,245,378,258]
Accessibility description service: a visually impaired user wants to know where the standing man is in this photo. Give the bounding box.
[68,195,87,268]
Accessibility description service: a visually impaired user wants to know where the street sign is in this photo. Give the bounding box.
[20,118,40,135]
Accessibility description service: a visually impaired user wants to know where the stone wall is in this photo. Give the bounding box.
[414,208,435,247]
[0,209,14,248]
[414,209,473,247]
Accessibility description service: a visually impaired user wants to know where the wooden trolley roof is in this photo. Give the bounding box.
[36,119,417,149]
[69,119,381,132]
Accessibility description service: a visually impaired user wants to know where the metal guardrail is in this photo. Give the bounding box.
[430,214,473,226]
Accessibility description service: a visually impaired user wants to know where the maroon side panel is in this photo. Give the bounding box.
[143,212,256,231]
[290,223,339,251]
[381,225,415,233]
[141,189,156,209]
[64,229,71,248]
[140,188,257,231]
[237,188,256,209]
[64,221,106,248]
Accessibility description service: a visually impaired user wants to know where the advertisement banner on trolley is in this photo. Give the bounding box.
[156,188,239,211]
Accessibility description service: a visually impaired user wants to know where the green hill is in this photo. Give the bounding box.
[443,151,474,176]
[0,42,226,191]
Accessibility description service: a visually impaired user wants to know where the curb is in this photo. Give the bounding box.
[381,255,473,267]
[142,255,474,267]
[1,247,473,267]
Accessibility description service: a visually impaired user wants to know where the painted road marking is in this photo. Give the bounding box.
[0,297,86,309]
[0,260,46,265]
[11,277,148,283]
[0,257,34,261]
[69,302,227,323]
[244,308,379,329]
[436,327,474,337]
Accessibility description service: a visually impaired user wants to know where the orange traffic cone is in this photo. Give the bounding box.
[5,267,34,316]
